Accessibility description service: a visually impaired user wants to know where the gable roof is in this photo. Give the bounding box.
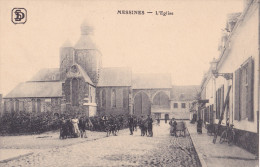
[171,85,200,101]
[132,73,172,89]
[97,67,132,87]
[4,81,62,98]
[30,68,60,81]
[66,64,94,85]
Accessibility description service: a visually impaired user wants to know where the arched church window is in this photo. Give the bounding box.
[123,89,128,108]
[111,89,116,108]
[32,99,36,112]
[11,100,14,112]
[37,99,41,112]
[100,90,106,107]
[15,99,19,112]
[72,78,79,106]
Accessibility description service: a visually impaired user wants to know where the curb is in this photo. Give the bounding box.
[187,126,207,167]
[0,152,33,163]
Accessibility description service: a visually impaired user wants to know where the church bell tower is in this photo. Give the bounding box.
[74,20,102,85]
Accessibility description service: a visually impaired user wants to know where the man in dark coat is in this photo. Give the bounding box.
[79,116,87,138]
[147,115,153,137]
[169,118,177,136]
[128,115,134,135]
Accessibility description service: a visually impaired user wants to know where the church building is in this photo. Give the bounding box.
[3,21,198,118]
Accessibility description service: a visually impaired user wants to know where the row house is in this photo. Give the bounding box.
[198,0,259,155]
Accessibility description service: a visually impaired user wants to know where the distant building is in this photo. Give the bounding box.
[170,86,200,120]
[3,20,198,119]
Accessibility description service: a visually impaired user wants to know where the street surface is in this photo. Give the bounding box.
[0,122,201,167]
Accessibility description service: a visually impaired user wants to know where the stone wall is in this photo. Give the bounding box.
[60,47,74,81]
[97,87,130,116]
[75,49,102,85]
[3,97,61,113]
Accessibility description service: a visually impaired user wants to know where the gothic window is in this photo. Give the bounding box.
[72,78,79,106]
[11,100,14,112]
[32,99,36,112]
[20,101,24,112]
[65,79,71,103]
[111,89,116,108]
[100,90,106,107]
[123,89,128,108]
[37,99,41,112]
[15,99,19,112]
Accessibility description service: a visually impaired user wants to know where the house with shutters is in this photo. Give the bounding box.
[198,0,259,155]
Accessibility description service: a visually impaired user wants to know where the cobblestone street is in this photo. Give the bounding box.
[0,122,201,167]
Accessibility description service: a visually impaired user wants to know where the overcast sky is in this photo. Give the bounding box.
[0,0,243,96]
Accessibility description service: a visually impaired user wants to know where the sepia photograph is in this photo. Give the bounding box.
[0,0,259,166]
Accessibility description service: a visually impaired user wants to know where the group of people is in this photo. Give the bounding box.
[59,114,158,139]
[59,114,128,139]
[59,115,91,139]
[128,115,154,137]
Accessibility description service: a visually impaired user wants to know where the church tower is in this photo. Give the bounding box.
[74,20,102,85]
[60,40,75,81]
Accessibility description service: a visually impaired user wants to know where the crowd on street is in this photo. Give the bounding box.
[59,114,163,139]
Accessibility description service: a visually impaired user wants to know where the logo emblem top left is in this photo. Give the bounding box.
[12,8,27,24]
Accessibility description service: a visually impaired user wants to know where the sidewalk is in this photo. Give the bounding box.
[187,123,259,167]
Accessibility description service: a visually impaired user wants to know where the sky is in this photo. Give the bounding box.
[0,0,244,96]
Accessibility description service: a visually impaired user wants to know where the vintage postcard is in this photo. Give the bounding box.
[0,0,259,166]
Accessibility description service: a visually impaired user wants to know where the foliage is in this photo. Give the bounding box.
[0,111,60,135]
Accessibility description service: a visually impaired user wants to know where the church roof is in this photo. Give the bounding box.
[29,68,60,81]
[4,81,62,98]
[170,85,200,101]
[97,67,132,87]
[132,73,172,89]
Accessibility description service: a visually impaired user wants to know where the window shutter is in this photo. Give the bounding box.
[221,85,224,118]
[234,68,241,120]
[215,90,218,118]
[247,58,254,121]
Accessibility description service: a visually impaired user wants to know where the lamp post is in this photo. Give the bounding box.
[210,58,233,80]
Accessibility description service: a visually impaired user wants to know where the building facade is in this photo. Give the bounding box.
[198,0,259,155]
[3,20,198,119]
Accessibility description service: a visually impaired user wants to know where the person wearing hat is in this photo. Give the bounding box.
[128,115,134,135]
[146,115,153,137]
[169,118,177,136]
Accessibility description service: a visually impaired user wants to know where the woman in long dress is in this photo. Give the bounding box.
[71,116,80,137]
